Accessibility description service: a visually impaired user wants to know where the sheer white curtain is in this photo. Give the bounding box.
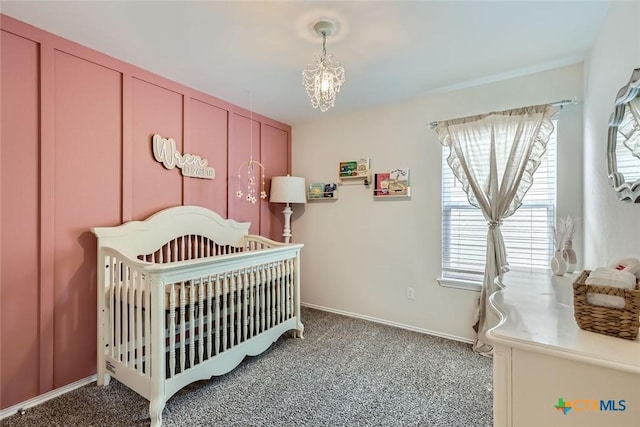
[435,105,556,355]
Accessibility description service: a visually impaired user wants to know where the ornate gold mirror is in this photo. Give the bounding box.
[608,68,640,202]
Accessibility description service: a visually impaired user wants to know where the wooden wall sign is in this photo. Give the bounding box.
[152,134,215,179]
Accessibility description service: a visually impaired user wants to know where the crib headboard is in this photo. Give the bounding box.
[91,205,251,262]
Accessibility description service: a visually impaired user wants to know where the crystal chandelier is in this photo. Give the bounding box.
[302,21,345,112]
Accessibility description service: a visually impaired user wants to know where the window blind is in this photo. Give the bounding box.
[441,124,557,284]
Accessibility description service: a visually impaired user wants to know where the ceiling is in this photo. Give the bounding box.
[1,1,611,125]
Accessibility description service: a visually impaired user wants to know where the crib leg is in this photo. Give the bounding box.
[149,398,165,427]
[98,373,111,386]
[295,321,305,339]
[96,358,111,386]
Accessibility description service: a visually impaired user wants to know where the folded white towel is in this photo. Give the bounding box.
[587,293,625,309]
[585,268,636,309]
[585,268,636,289]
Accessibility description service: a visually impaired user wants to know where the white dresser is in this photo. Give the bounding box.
[487,269,640,427]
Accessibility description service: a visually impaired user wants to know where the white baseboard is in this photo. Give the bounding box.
[0,375,97,420]
[301,302,474,344]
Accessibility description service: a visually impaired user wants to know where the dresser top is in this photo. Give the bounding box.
[487,269,640,373]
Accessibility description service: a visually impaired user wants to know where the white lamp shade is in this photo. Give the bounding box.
[269,176,307,204]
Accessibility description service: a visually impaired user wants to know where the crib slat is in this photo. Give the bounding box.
[108,257,116,360]
[282,260,287,321]
[229,273,235,348]
[169,284,176,378]
[252,269,259,335]
[285,259,291,319]
[277,261,283,324]
[188,281,195,369]
[173,239,178,262]
[214,277,220,355]
[127,266,135,368]
[256,268,261,334]
[179,282,187,374]
[266,265,272,329]
[242,270,249,341]
[135,271,143,374]
[114,260,122,362]
[144,277,151,375]
[104,256,111,360]
[206,277,213,359]
[249,269,255,338]
[260,267,266,333]
[236,271,242,344]
[198,277,205,363]
[222,275,228,352]
[290,258,295,320]
[273,263,278,326]
[291,258,296,320]
[273,263,279,325]
[282,261,287,322]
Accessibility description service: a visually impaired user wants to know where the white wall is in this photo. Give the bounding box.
[584,1,640,267]
[292,64,583,342]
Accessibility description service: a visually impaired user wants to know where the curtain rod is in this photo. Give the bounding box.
[428,98,578,129]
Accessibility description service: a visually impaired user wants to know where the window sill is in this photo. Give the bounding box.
[437,277,482,292]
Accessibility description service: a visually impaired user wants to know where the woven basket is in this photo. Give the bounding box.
[573,270,640,340]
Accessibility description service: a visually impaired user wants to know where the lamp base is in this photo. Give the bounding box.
[282,203,293,244]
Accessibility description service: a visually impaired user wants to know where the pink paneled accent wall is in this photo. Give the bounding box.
[261,124,290,241]
[52,51,123,387]
[228,113,262,235]
[131,78,184,220]
[0,14,291,410]
[187,99,229,214]
[0,30,41,409]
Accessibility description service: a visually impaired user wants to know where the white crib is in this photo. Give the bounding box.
[91,205,304,426]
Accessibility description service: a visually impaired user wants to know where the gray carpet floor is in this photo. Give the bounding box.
[3,307,493,427]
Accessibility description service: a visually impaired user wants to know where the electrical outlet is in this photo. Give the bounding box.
[406,287,415,300]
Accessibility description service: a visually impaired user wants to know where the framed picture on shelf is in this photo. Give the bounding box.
[339,161,358,177]
[356,158,370,176]
[308,182,325,199]
[389,168,409,195]
[374,172,390,196]
[323,183,337,198]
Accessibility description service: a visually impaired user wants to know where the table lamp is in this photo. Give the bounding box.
[269,176,306,243]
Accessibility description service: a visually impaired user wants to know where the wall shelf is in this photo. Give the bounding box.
[307,191,339,201]
[308,182,338,201]
[338,172,371,185]
[373,187,411,199]
[338,158,371,185]
[373,168,410,199]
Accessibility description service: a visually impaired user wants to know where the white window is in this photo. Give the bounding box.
[440,124,557,289]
